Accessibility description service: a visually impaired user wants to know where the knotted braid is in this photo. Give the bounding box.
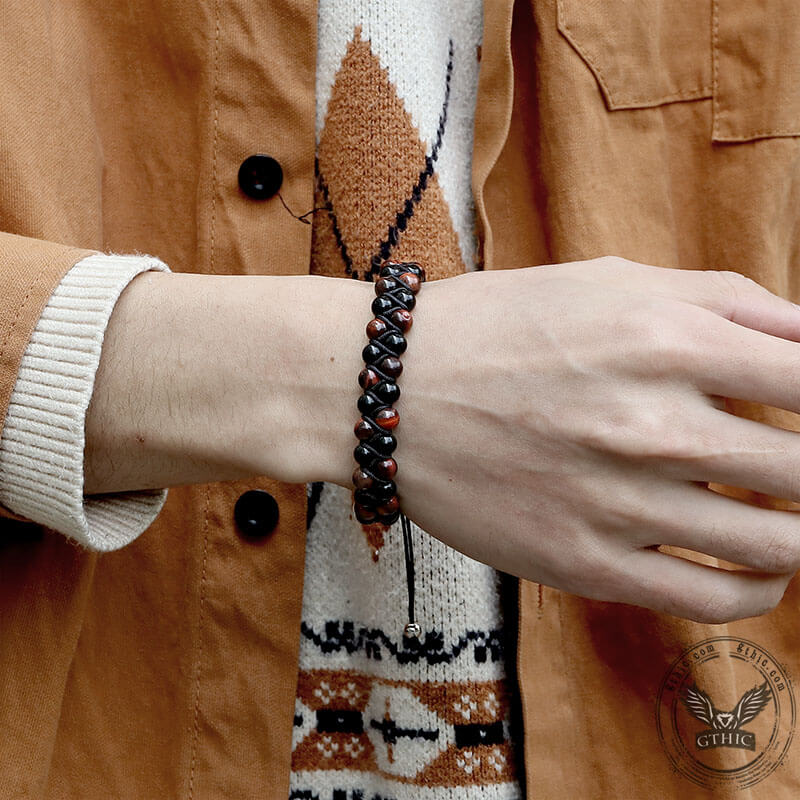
[352,260,425,527]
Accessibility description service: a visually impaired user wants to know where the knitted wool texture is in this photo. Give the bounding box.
[0,253,169,550]
[291,2,522,797]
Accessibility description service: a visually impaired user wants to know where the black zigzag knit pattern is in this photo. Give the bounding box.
[300,619,506,665]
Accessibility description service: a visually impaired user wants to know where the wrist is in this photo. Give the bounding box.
[86,271,373,493]
[244,274,373,487]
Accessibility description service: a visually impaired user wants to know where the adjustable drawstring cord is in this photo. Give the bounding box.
[401,513,420,639]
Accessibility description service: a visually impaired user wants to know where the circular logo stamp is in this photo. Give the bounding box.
[656,637,795,790]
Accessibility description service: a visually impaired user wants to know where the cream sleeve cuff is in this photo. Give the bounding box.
[0,252,171,551]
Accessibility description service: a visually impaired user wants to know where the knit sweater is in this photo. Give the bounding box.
[0,1,522,796]
[293,2,521,797]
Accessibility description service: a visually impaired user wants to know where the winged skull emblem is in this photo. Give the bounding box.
[681,682,772,730]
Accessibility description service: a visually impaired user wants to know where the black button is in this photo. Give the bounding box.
[238,154,283,200]
[234,489,279,540]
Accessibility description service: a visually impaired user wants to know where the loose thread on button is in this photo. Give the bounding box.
[277,192,324,225]
[401,513,420,639]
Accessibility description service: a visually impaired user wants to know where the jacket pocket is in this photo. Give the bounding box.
[556,0,713,110]
[557,0,800,143]
[712,0,800,142]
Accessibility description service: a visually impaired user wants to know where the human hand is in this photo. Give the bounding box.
[393,256,800,623]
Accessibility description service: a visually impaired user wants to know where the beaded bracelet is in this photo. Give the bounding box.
[352,259,424,526]
[352,260,425,637]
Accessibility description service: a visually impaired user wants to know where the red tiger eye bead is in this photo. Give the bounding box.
[398,272,421,294]
[376,496,400,515]
[358,368,380,389]
[366,317,388,339]
[354,418,373,440]
[352,467,374,490]
[354,502,377,524]
[373,458,397,479]
[380,356,403,378]
[375,407,399,430]
[390,308,413,332]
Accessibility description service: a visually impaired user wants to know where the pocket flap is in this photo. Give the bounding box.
[556,0,713,110]
[712,0,800,142]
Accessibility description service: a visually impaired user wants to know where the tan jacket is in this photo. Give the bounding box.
[2,1,800,797]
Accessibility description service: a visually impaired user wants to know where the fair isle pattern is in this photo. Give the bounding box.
[292,670,515,787]
[295,483,519,795]
[293,6,519,794]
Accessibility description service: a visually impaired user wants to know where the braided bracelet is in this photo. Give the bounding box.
[352,259,424,525]
[352,260,425,636]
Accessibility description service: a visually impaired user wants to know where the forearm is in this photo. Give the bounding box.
[84,271,372,495]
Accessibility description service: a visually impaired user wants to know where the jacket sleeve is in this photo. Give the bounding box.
[0,233,170,551]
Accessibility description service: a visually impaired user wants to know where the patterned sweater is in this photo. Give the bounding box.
[292,2,522,797]
[0,1,523,796]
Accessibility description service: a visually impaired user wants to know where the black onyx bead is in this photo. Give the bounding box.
[362,342,383,363]
[378,508,402,526]
[354,487,378,506]
[354,444,374,465]
[372,480,397,502]
[374,380,400,404]
[357,393,381,415]
[406,263,424,280]
[394,289,415,309]
[371,433,397,455]
[383,332,407,355]
[379,266,401,279]
[375,276,399,295]
[371,295,395,316]
[380,262,409,277]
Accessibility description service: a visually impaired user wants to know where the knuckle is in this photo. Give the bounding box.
[711,269,762,307]
[653,317,698,371]
[610,404,699,465]
[715,269,758,293]
[595,254,632,271]
[647,421,707,465]
[628,304,699,376]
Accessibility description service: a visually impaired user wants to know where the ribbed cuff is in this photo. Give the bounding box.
[0,253,171,551]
